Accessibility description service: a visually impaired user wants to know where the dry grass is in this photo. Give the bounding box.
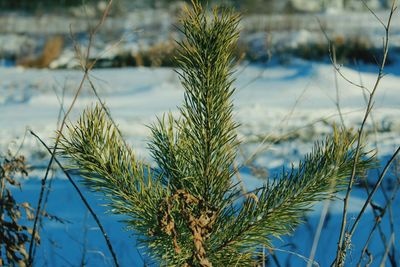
[18,36,64,68]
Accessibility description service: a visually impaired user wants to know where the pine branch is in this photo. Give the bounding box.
[58,105,165,235]
[148,114,190,190]
[209,128,375,263]
[174,1,240,205]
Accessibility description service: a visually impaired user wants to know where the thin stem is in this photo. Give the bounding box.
[270,248,320,267]
[348,146,400,239]
[30,131,120,267]
[332,46,345,128]
[27,0,114,264]
[32,79,67,261]
[334,2,397,265]
[307,199,331,267]
[308,47,346,262]
[380,233,395,267]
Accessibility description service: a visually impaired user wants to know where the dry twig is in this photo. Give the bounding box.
[333,2,397,265]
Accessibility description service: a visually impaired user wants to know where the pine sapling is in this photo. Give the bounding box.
[58,1,375,266]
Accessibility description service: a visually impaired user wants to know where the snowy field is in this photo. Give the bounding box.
[1,59,399,266]
[2,9,400,70]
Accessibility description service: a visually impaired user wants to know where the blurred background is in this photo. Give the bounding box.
[1,1,399,266]
[1,0,399,69]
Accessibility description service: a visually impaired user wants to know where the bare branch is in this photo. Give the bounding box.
[334,2,397,265]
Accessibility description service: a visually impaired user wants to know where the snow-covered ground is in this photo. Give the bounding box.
[2,60,399,162]
[2,9,400,69]
[1,59,399,266]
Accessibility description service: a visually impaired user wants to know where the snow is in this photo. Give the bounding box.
[1,59,399,266]
[2,10,400,69]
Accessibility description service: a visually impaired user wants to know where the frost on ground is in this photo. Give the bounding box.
[1,60,399,265]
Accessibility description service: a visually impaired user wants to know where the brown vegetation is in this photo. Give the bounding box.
[0,153,39,267]
[18,36,64,68]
